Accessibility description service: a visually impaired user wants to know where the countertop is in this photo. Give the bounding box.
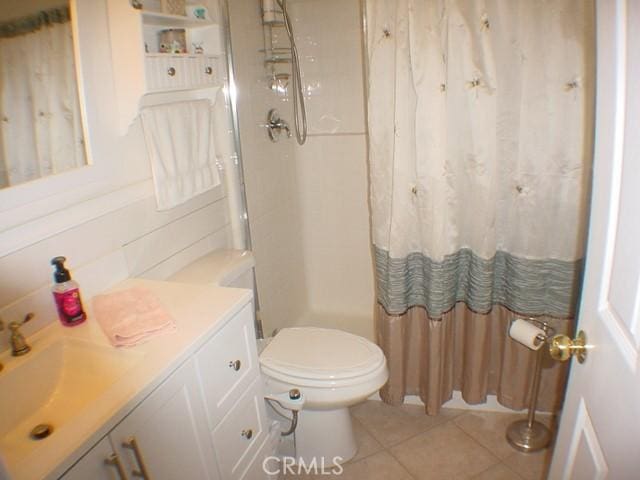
[0,278,253,480]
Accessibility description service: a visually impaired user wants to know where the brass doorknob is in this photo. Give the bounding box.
[549,330,587,364]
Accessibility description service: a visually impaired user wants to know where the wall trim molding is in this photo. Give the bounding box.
[0,180,154,258]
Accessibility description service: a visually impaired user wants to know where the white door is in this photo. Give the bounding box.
[549,1,640,478]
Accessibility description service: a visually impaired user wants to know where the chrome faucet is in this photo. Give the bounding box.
[263,109,292,142]
[8,313,34,357]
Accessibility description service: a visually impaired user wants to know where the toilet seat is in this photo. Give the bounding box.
[259,327,386,387]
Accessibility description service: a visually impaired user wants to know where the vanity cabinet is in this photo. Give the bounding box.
[58,437,119,480]
[109,357,221,480]
[59,302,272,480]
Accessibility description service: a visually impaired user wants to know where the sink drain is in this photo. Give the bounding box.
[30,424,53,440]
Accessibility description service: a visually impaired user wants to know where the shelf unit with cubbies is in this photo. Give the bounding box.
[107,1,224,133]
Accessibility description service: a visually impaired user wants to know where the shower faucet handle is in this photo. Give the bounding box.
[264,109,292,142]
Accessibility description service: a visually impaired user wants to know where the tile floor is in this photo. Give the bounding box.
[281,401,555,479]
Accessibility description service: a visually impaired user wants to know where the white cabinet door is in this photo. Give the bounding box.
[212,378,267,480]
[59,436,124,480]
[111,358,221,480]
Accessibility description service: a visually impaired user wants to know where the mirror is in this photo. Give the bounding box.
[0,0,87,189]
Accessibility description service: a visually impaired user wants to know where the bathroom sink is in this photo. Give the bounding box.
[0,337,140,461]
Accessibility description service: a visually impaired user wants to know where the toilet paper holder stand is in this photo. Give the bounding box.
[506,318,588,453]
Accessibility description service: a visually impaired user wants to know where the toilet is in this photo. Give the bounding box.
[260,326,387,463]
[169,249,389,464]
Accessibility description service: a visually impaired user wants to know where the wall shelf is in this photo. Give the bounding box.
[142,11,213,28]
[106,0,224,134]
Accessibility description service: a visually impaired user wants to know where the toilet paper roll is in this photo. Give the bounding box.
[509,319,545,350]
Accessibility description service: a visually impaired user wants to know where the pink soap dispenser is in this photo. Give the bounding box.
[51,256,86,327]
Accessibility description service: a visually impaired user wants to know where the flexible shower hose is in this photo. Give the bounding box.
[277,0,308,145]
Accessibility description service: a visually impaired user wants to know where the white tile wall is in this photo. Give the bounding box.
[288,0,366,135]
[294,135,374,330]
[229,0,375,339]
[228,0,308,335]
[0,188,232,352]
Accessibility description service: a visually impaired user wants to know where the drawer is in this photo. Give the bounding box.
[201,56,219,86]
[145,55,219,92]
[145,56,186,91]
[212,378,266,480]
[194,303,259,427]
[239,423,280,480]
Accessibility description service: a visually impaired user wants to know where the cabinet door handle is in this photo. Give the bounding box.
[167,67,176,76]
[205,66,213,75]
[241,429,253,440]
[105,453,130,480]
[122,436,151,479]
[229,360,241,371]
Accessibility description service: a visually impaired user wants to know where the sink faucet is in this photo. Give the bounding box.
[8,313,34,357]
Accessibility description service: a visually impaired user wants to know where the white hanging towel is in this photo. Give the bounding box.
[141,99,221,210]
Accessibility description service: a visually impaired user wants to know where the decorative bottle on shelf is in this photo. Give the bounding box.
[51,256,87,327]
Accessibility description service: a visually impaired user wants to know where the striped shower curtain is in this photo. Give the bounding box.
[365,0,595,414]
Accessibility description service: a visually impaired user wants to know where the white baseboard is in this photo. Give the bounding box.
[368,392,533,414]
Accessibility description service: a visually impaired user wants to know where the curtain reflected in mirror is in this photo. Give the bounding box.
[0,1,87,189]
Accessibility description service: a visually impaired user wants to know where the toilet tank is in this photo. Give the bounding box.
[168,249,256,290]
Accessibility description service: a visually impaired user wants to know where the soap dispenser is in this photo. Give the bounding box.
[51,256,86,327]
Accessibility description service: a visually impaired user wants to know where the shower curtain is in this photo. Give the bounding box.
[0,7,85,187]
[365,0,595,414]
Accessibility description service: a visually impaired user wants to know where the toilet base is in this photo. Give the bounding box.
[294,408,357,465]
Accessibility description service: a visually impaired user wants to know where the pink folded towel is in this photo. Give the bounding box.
[92,287,177,347]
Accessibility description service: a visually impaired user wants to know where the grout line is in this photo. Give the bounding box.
[370,413,454,450]
[305,132,366,137]
[499,461,527,480]
[452,420,503,465]
[383,441,419,479]
[351,404,553,480]
[347,416,385,461]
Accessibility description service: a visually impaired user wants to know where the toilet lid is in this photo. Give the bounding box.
[259,327,386,381]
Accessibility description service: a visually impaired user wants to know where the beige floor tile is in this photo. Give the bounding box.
[472,463,524,480]
[351,400,461,447]
[351,417,384,462]
[339,451,413,480]
[503,448,553,480]
[454,411,523,459]
[278,451,412,480]
[389,422,500,480]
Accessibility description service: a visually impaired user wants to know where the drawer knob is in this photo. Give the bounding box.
[228,359,241,371]
[205,66,213,75]
[167,67,176,76]
[241,429,253,440]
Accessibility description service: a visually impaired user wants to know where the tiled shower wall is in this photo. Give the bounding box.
[229,0,374,339]
[227,0,308,336]
[288,0,375,340]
